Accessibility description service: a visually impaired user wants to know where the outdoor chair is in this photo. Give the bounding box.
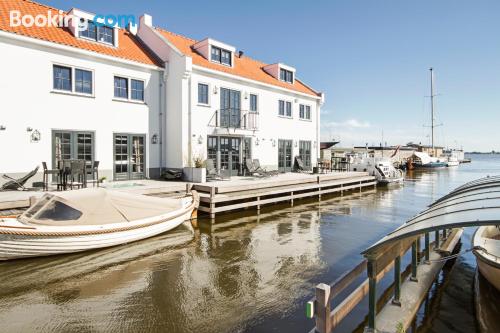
[253,159,279,176]
[162,168,183,180]
[245,158,268,177]
[294,156,306,173]
[1,166,39,191]
[206,159,230,181]
[42,162,59,191]
[67,160,85,190]
[86,161,100,187]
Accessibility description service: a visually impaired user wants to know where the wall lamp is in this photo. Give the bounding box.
[0,125,6,131]
[151,133,158,144]
[255,138,260,146]
[198,135,204,144]
[26,127,33,132]
[213,86,218,94]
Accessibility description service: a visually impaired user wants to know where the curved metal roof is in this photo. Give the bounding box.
[363,175,500,255]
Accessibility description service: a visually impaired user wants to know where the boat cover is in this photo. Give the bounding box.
[413,152,432,165]
[363,175,500,254]
[19,188,185,226]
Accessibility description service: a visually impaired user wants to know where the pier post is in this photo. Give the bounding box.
[209,186,216,221]
[317,176,322,201]
[416,236,421,263]
[392,255,401,306]
[411,240,418,282]
[442,229,447,240]
[424,233,430,264]
[291,191,294,206]
[256,196,261,213]
[434,230,440,250]
[367,260,377,331]
[314,283,332,333]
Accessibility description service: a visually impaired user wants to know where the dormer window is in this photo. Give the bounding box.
[280,68,293,83]
[79,20,114,45]
[211,46,232,66]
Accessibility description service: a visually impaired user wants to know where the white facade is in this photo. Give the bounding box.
[0,29,163,184]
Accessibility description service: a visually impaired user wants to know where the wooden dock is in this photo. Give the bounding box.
[190,172,376,219]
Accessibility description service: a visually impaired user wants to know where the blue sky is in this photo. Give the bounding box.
[40,0,500,151]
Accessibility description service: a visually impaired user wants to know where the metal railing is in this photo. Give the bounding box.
[208,108,259,131]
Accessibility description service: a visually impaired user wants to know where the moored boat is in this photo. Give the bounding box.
[412,151,448,168]
[473,225,500,291]
[0,188,199,260]
[350,153,404,185]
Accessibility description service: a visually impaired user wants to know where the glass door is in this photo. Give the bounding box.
[231,137,241,175]
[278,139,293,172]
[113,133,146,181]
[52,130,94,180]
[220,88,241,128]
[217,136,241,176]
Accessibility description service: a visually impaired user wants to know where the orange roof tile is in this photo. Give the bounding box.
[156,28,321,97]
[0,0,162,67]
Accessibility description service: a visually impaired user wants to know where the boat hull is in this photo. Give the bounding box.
[414,162,448,169]
[473,226,500,291]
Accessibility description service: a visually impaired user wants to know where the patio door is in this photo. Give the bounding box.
[52,131,94,180]
[113,134,146,181]
[220,88,241,128]
[278,139,293,172]
[219,136,241,176]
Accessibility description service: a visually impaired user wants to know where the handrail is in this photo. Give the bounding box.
[208,108,259,130]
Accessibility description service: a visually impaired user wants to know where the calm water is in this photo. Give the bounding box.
[0,154,499,333]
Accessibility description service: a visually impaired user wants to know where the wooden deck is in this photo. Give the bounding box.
[189,172,377,219]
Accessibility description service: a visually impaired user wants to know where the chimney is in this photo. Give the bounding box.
[140,14,153,27]
[127,22,138,35]
[238,50,244,58]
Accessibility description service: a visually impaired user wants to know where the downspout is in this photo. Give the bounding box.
[187,73,192,167]
[159,65,166,175]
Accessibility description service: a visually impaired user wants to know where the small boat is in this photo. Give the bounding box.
[0,188,199,260]
[446,158,460,167]
[473,225,500,291]
[350,153,404,185]
[412,151,448,168]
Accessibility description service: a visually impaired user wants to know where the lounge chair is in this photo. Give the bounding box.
[252,159,279,176]
[245,158,268,177]
[162,168,183,180]
[1,166,39,191]
[294,156,306,173]
[206,159,230,181]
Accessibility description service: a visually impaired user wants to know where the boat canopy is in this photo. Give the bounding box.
[413,152,432,165]
[19,188,184,226]
[363,175,500,255]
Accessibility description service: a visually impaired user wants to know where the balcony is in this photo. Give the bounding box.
[208,108,259,132]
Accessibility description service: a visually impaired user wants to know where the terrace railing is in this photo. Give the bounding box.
[208,108,259,131]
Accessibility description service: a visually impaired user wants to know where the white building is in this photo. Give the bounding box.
[0,0,323,185]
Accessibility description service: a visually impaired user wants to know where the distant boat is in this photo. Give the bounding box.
[350,153,404,184]
[412,151,447,168]
[473,226,500,291]
[0,188,199,261]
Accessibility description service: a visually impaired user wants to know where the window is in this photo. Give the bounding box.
[53,65,72,91]
[250,94,258,112]
[114,76,128,99]
[98,25,114,44]
[300,104,311,120]
[299,141,312,169]
[280,68,293,83]
[198,83,209,104]
[211,46,232,66]
[286,101,292,117]
[279,100,285,116]
[131,79,145,101]
[79,20,114,45]
[75,69,93,94]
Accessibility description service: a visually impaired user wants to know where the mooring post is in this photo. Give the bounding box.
[317,176,322,201]
[411,240,418,282]
[434,230,440,250]
[256,196,261,213]
[291,191,294,206]
[209,186,216,220]
[314,283,331,333]
[424,233,430,264]
[416,236,421,263]
[367,260,377,331]
[392,255,401,306]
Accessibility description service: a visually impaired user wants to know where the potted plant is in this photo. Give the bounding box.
[183,155,206,183]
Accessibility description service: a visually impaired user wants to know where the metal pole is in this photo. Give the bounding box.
[425,233,430,263]
[367,260,377,331]
[411,240,418,282]
[392,256,401,306]
[435,230,440,250]
[430,67,435,156]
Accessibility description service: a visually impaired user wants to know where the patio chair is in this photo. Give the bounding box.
[245,158,268,177]
[162,168,183,180]
[1,166,39,191]
[67,160,85,190]
[206,159,230,181]
[253,159,279,176]
[294,156,306,173]
[86,161,100,187]
[42,162,59,191]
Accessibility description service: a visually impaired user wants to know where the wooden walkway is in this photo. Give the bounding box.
[190,172,377,219]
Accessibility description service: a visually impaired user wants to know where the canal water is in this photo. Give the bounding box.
[0,154,498,333]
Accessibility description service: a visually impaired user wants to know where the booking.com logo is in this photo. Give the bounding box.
[9,10,136,31]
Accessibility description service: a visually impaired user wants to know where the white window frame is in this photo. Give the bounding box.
[278,99,293,119]
[299,104,312,121]
[51,62,95,98]
[210,45,232,67]
[249,93,259,112]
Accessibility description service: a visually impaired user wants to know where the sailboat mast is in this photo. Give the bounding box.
[430,67,435,156]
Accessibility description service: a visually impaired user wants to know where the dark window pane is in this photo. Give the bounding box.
[250,94,257,112]
[211,46,221,62]
[198,83,208,104]
[114,76,128,98]
[279,100,285,116]
[131,79,144,101]
[53,65,72,91]
[80,21,96,40]
[299,104,305,118]
[75,69,92,94]
[286,101,292,117]
[98,25,114,44]
[306,106,311,119]
[221,49,231,65]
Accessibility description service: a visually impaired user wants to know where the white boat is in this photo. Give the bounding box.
[350,153,404,185]
[0,188,199,260]
[412,151,448,168]
[446,157,460,167]
[473,225,500,291]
